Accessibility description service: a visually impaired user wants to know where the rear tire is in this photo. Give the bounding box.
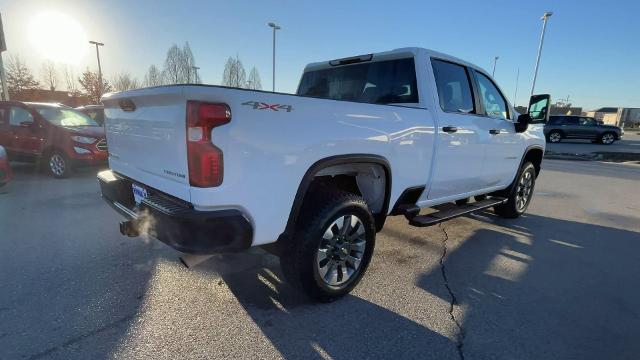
[279,190,376,302]
[493,162,536,219]
[547,130,562,143]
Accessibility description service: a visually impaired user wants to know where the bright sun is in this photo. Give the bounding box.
[28,11,88,64]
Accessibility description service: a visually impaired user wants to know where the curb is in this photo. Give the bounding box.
[544,151,640,163]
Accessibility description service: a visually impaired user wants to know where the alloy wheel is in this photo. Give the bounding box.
[602,133,614,144]
[549,132,561,143]
[515,169,534,211]
[49,154,65,177]
[316,214,366,287]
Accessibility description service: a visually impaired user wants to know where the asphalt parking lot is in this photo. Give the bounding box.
[1,159,639,360]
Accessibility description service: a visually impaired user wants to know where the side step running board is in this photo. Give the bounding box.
[403,197,507,227]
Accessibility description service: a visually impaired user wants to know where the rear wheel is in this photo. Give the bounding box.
[547,130,562,143]
[47,151,72,178]
[493,162,536,218]
[280,190,376,302]
[600,132,615,145]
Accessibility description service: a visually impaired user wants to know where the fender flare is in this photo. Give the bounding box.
[279,154,392,241]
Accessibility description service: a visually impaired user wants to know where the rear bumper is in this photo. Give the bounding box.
[97,170,253,254]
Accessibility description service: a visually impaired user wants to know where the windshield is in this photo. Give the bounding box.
[35,107,99,127]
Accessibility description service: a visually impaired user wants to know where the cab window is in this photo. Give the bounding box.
[475,72,509,120]
[9,107,34,126]
[565,117,579,125]
[579,117,596,126]
[431,59,475,113]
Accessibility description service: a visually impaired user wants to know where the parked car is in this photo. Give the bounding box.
[98,47,550,302]
[75,104,105,126]
[0,101,108,178]
[544,115,623,144]
[0,145,11,187]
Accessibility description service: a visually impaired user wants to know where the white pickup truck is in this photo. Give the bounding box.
[98,47,550,301]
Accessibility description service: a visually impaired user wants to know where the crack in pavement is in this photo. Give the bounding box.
[439,223,465,360]
[26,313,135,360]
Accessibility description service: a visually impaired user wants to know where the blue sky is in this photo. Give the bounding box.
[2,0,639,109]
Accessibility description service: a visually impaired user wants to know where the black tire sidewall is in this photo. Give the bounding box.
[495,162,536,218]
[285,193,376,301]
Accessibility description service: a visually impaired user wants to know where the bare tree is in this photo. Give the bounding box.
[143,64,163,87]
[112,72,140,92]
[182,42,197,83]
[222,55,246,88]
[162,42,198,84]
[62,65,80,95]
[163,44,182,84]
[246,67,262,90]
[6,54,40,97]
[79,69,112,104]
[41,61,58,91]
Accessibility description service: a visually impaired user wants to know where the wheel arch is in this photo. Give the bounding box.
[522,145,544,178]
[280,154,392,241]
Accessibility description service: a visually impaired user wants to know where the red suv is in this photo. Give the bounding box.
[0,101,108,178]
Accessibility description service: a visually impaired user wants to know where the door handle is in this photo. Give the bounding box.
[489,129,501,135]
[442,126,458,133]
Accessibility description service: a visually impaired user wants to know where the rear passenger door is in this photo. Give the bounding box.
[423,59,487,201]
[471,70,522,187]
[563,117,580,138]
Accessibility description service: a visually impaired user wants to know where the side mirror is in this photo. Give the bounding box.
[528,94,551,124]
[515,113,531,133]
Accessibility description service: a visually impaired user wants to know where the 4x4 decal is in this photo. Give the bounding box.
[242,101,293,112]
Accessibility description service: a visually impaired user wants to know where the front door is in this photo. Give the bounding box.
[8,106,41,158]
[577,117,598,139]
[472,70,522,187]
[423,59,487,201]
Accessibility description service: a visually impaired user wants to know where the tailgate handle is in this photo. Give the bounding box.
[119,99,136,112]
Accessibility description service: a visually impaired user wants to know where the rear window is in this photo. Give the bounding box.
[548,116,563,125]
[296,58,419,105]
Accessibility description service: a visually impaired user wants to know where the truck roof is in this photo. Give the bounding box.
[303,47,486,74]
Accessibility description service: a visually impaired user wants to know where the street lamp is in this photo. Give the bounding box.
[267,22,281,92]
[89,40,104,99]
[492,56,499,77]
[190,66,200,83]
[530,11,553,96]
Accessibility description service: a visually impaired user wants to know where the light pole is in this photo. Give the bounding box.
[513,67,520,107]
[89,40,104,99]
[267,22,281,92]
[530,11,552,96]
[492,56,499,77]
[190,66,200,83]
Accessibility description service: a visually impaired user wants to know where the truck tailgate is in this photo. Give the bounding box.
[102,88,191,202]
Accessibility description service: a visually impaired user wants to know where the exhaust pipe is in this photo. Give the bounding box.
[179,254,214,268]
[119,220,140,237]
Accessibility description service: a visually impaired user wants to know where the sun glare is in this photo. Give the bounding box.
[28,11,88,65]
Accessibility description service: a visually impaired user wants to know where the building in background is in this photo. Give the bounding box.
[9,89,90,107]
[583,107,640,127]
[584,107,618,122]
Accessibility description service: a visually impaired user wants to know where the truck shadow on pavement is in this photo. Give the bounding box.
[418,212,640,360]
[201,254,457,359]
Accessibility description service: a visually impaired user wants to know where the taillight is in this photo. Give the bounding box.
[186,101,231,187]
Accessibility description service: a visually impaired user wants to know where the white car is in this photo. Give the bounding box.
[98,47,549,301]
